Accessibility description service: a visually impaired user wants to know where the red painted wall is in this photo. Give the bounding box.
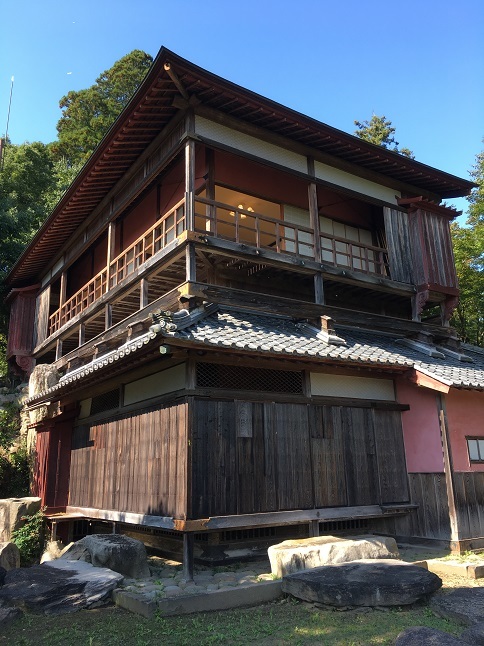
[214,150,309,209]
[121,187,158,251]
[396,379,444,473]
[446,389,484,472]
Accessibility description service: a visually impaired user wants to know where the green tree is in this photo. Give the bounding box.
[354,114,414,158]
[451,147,484,346]
[52,50,153,165]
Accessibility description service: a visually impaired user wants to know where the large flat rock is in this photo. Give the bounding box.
[269,534,398,577]
[0,559,123,614]
[282,559,441,607]
[60,534,150,578]
[431,587,484,626]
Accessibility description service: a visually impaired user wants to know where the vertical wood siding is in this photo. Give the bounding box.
[376,473,451,540]
[191,400,409,518]
[69,402,188,518]
[406,209,458,289]
[453,472,484,540]
[383,208,414,284]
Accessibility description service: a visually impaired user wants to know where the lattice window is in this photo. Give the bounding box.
[196,363,303,394]
[90,388,120,416]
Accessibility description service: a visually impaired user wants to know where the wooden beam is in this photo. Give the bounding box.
[180,281,454,337]
[66,503,414,533]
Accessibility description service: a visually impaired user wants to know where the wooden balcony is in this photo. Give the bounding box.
[48,199,186,335]
[48,196,389,337]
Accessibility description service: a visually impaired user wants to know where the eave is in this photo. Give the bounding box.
[7,47,476,287]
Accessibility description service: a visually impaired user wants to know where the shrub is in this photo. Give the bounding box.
[0,441,30,498]
[12,508,46,566]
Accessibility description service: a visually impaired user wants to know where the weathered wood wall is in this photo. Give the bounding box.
[33,422,72,510]
[453,472,484,540]
[375,473,451,541]
[190,400,409,518]
[69,401,188,518]
[410,209,457,289]
[383,208,413,284]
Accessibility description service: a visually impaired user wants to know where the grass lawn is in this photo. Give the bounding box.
[0,594,464,646]
[3,548,482,646]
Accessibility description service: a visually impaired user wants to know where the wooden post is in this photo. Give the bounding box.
[205,147,215,233]
[106,221,116,287]
[309,520,320,537]
[78,323,85,347]
[186,243,197,282]
[140,278,149,309]
[59,272,67,309]
[55,338,63,361]
[105,303,112,330]
[437,394,459,544]
[307,158,324,305]
[185,132,195,232]
[182,532,194,582]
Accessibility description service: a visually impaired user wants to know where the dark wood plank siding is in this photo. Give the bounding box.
[32,423,72,510]
[407,209,458,289]
[35,287,50,347]
[453,472,484,540]
[383,208,414,284]
[191,399,409,518]
[69,401,188,518]
[376,473,451,540]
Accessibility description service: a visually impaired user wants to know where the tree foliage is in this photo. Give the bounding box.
[354,114,414,158]
[0,49,152,345]
[51,50,153,165]
[0,141,54,329]
[451,147,484,346]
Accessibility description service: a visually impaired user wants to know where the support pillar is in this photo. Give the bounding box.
[182,532,194,582]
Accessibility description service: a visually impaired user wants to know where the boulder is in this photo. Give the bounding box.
[0,605,23,626]
[269,534,399,577]
[282,559,441,607]
[431,587,484,626]
[0,567,6,586]
[460,621,484,645]
[0,542,20,571]
[60,534,150,579]
[28,365,60,424]
[0,559,123,615]
[0,497,41,542]
[40,540,65,564]
[395,626,468,645]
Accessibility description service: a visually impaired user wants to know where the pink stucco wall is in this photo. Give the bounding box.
[396,379,444,473]
[445,389,484,472]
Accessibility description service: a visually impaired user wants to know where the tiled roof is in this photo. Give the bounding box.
[26,306,484,405]
[169,307,484,389]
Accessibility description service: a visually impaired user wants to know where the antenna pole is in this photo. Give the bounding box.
[5,75,14,141]
[1,75,14,169]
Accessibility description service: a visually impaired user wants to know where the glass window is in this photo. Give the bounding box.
[467,437,484,463]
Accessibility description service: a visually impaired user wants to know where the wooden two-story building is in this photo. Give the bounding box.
[6,48,484,571]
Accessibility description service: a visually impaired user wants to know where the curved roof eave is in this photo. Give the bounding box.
[7,46,476,287]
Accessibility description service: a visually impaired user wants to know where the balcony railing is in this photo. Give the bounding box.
[194,197,315,258]
[48,196,388,337]
[320,233,389,276]
[48,199,186,335]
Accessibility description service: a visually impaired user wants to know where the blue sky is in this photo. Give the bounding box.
[1,0,483,216]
